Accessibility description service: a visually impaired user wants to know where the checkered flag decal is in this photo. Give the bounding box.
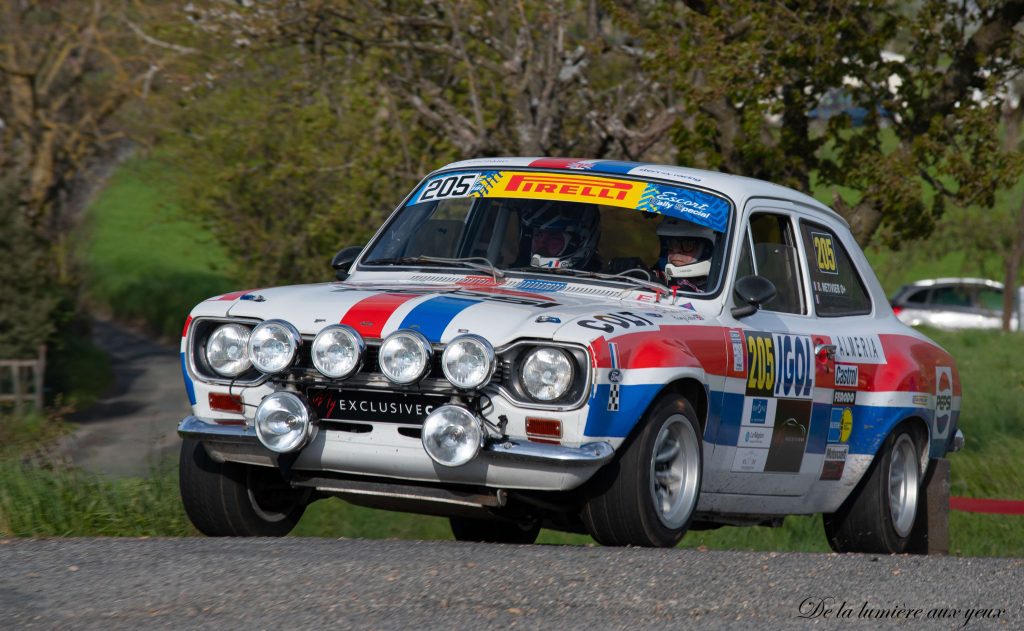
[607,384,620,412]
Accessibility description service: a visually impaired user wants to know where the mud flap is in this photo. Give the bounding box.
[907,458,950,555]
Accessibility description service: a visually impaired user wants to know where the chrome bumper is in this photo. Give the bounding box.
[177,416,614,467]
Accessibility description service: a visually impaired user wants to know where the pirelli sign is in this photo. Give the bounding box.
[482,172,646,209]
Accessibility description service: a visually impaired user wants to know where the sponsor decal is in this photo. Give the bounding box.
[308,389,446,424]
[493,172,644,206]
[406,170,730,233]
[810,231,839,275]
[764,400,812,472]
[577,310,659,334]
[833,334,887,365]
[747,398,772,426]
[738,426,773,448]
[745,332,815,399]
[832,389,856,406]
[827,407,854,443]
[679,302,697,312]
[834,364,858,388]
[840,408,853,443]
[535,315,561,324]
[819,444,849,480]
[912,393,930,407]
[732,447,769,473]
[730,329,745,373]
[636,183,730,232]
[935,366,953,437]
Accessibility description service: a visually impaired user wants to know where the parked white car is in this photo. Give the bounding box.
[891,277,1019,331]
[178,157,963,550]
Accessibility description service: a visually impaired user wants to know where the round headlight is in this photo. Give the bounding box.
[254,391,314,453]
[311,325,364,379]
[421,405,483,467]
[442,335,495,390]
[379,329,432,384]
[248,320,301,374]
[205,323,252,377]
[520,347,574,401]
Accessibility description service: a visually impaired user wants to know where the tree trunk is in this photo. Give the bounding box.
[1001,195,1024,332]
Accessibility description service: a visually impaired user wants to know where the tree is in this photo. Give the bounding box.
[624,0,1024,247]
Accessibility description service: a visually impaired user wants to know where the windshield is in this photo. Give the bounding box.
[362,170,733,295]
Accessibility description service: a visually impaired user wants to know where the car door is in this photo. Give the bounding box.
[705,204,833,497]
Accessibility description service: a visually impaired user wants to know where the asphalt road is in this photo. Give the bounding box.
[1,538,1020,630]
[60,319,188,476]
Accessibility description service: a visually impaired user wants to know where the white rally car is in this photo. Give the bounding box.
[178,157,964,550]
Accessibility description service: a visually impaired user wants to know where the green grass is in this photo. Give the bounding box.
[80,157,239,340]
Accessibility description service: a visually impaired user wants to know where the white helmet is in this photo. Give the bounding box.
[656,217,716,281]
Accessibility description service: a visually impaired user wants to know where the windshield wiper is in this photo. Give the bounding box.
[364,256,504,282]
[509,267,671,299]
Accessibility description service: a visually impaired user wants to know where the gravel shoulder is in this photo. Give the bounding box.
[60,319,188,476]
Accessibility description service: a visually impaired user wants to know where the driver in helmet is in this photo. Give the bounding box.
[656,216,716,291]
[522,202,601,270]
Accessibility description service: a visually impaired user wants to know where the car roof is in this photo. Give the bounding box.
[899,277,1004,290]
[433,157,844,224]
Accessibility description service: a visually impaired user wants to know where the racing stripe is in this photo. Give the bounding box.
[527,158,646,174]
[397,296,481,342]
[341,293,424,339]
[181,353,196,406]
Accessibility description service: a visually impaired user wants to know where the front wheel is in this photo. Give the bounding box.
[581,394,703,547]
[179,439,309,537]
[824,427,922,553]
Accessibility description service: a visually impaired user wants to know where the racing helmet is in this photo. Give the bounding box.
[656,217,716,281]
[521,201,600,269]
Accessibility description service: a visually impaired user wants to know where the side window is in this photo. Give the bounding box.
[736,230,755,279]
[931,286,972,308]
[905,289,928,305]
[747,213,805,314]
[799,221,872,317]
[976,287,1004,313]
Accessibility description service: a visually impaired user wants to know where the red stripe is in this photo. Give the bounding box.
[182,315,193,338]
[340,293,423,339]
[950,496,1024,515]
[528,158,586,169]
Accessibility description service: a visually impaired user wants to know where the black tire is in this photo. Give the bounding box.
[178,439,308,537]
[824,426,922,553]
[449,517,541,544]
[581,394,703,547]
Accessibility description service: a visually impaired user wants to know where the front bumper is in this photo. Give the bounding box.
[178,416,614,491]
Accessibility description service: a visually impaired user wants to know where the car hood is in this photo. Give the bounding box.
[194,277,718,347]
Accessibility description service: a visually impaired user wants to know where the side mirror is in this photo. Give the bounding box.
[731,275,776,318]
[331,245,363,281]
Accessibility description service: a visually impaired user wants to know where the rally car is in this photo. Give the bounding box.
[178,157,964,551]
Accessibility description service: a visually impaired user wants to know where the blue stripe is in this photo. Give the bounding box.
[584,383,660,437]
[397,296,480,342]
[180,353,196,406]
[590,160,647,175]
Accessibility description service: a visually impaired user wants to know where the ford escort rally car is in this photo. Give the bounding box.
[178,157,964,550]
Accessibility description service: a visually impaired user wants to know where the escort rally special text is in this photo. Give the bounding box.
[178,158,964,550]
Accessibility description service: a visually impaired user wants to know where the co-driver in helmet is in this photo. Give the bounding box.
[655,216,716,292]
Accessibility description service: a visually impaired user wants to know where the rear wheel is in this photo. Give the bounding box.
[179,439,309,537]
[449,517,541,544]
[824,427,921,553]
[581,394,703,547]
